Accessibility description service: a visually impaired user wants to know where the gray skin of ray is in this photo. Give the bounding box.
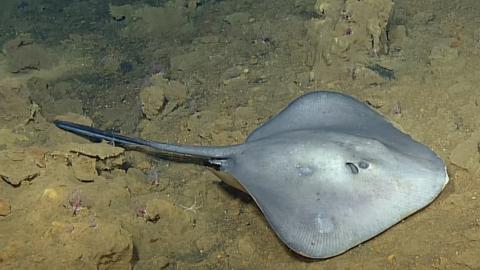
[54,91,449,259]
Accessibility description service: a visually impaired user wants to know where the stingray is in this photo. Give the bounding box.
[54,91,448,259]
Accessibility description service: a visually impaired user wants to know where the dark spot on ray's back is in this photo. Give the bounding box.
[346,162,359,174]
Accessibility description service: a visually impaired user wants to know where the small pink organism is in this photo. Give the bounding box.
[136,207,147,218]
[68,190,87,216]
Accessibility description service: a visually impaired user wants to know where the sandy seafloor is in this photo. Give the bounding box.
[0,0,479,269]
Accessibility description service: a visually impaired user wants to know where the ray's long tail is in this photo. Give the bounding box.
[54,120,238,167]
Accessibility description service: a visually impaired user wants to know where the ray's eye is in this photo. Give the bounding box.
[346,161,370,174]
[358,161,369,169]
[345,162,359,174]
